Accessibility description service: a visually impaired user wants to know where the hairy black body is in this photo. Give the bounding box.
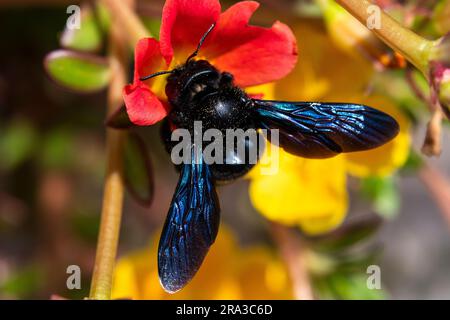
[162,59,262,181]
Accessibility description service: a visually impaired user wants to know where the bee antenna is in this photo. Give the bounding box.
[139,70,173,81]
[186,22,216,63]
[139,23,216,81]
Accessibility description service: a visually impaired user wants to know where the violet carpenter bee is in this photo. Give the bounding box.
[141,23,399,293]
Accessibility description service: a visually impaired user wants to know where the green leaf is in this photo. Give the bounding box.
[311,215,382,252]
[0,120,37,171]
[60,5,102,52]
[39,128,75,170]
[311,243,387,299]
[333,250,381,274]
[44,50,110,93]
[96,2,112,32]
[295,1,322,17]
[318,272,387,300]
[361,176,400,219]
[142,17,161,40]
[1,265,44,298]
[401,149,424,173]
[71,211,100,244]
[124,133,154,207]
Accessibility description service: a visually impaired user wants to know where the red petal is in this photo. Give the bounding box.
[212,2,298,87]
[160,0,221,65]
[133,38,166,82]
[205,1,262,58]
[123,82,168,126]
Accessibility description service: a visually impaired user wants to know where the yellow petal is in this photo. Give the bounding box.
[249,145,348,235]
[111,255,140,300]
[317,0,391,65]
[273,21,373,102]
[112,242,166,300]
[112,225,292,299]
[237,247,292,299]
[245,82,276,100]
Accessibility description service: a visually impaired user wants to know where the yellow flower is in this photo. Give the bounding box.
[249,145,348,235]
[247,21,410,235]
[112,226,292,300]
[274,21,373,102]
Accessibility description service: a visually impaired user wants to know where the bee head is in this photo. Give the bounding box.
[165,60,221,106]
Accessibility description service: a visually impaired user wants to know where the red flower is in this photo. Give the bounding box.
[123,0,298,126]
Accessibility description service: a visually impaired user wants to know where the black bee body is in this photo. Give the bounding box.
[162,59,262,181]
[144,24,400,294]
[166,60,252,130]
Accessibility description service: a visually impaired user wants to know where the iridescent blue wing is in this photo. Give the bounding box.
[253,100,400,158]
[158,144,220,293]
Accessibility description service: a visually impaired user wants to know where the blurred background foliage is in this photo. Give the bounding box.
[0,0,449,299]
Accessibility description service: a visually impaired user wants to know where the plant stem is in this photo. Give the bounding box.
[419,164,450,230]
[421,108,443,157]
[335,0,434,74]
[405,67,431,107]
[101,0,152,47]
[269,222,314,300]
[89,1,129,300]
